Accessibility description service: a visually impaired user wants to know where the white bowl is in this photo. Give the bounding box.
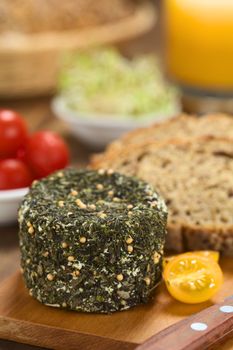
[0,187,28,225]
[52,96,181,150]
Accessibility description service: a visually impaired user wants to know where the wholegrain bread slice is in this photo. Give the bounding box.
[91,113,233,169]
[91,137,233,255]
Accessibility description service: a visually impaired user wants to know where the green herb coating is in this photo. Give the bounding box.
[19,168,167,313]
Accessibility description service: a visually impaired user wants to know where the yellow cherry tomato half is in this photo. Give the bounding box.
[196,250,220,262]
[163,250,219,269]
[163,253,223,304]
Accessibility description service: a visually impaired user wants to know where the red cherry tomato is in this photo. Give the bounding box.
[0,109,28,158]
[0,159,33,190]
[25,131,70,178]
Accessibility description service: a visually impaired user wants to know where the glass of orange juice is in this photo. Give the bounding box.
[164,0,233,94]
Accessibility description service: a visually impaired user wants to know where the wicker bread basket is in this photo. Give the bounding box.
[0,2,156,98]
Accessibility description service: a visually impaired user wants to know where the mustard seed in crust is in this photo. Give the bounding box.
[79,237,87,244]
[153,252,160,264]
[98,212,107,219]
[76,199,87,209]
[144,277,151,286]
[28,226,34,234]
[71,190,78,196]
[96,184,104,190]
[98,169,105,175]
[116,274,124,281]
[126,236,133,244]
[89,204,96,210]
[47,273,54,281]
[68,256,75,262]
[127,245,134,253]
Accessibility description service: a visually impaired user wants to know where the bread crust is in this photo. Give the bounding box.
[90,114,193,168]
[91,113,233,169]
[90,134,233,255]
[166,222,233,256]
[182,224,233,256]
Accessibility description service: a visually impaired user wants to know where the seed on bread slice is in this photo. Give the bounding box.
[91,137,233,256]
[91,113,233,169]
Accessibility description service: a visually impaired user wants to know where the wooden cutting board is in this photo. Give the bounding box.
[0,258,232,350]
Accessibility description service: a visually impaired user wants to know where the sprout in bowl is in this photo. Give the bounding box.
[54,48,181,148]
